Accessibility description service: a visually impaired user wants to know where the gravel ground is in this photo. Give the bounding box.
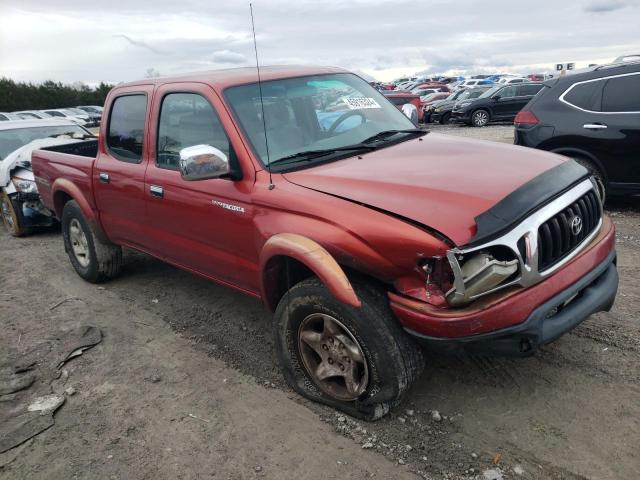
[1,125,638,479]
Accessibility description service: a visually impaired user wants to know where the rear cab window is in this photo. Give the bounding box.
[107,94,147,163]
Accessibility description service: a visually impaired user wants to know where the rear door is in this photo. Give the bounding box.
[591,73,640,187]
[93,86,153,247]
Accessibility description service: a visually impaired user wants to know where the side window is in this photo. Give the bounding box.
[563,80,603,111]
[107,95,147,162]
[48,111,64,117]
[156,93,229,170]
[602,74,640,112]
[517,84,543,96]
[500,86,517,98]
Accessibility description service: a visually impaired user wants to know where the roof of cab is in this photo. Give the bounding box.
[115,65,350,90]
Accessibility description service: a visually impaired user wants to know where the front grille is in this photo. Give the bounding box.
[537,189,601,271]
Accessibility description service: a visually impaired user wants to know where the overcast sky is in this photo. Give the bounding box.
[0,0,638,84]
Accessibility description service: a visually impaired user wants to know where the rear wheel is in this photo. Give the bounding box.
[61,200,123,282]
[1,192,29,237]
[471,109,490,127]
[565,155,607,203]
[273,277,424,420]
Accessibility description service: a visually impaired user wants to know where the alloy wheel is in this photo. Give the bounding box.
[68,218,90,267]
[473,110,489,127]
[298,313,369,401]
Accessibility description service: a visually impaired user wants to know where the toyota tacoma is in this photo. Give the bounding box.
[30,66,618,420]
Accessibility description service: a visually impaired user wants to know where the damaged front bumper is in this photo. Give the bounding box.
[389,216,617,355]
[403,250,617,356]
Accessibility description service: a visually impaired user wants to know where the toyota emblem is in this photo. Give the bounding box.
[570,215,583,236]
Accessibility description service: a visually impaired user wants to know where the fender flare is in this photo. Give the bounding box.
[259,233,361,310]
[52,178,109,242]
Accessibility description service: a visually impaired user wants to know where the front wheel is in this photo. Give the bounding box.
[273,277,424,420]
[471,109,490,127]
[1,192,29,237]
[61,200,123,283]
[439,112,451,125]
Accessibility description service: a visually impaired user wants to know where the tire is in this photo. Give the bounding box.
[1,192,29,237]
[471,109,490,127]
[61,200,122,283]
[439,112,451,125]
[571,156,607,204]
[273,277,424,420]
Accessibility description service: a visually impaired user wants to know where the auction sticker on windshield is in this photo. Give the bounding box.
[343,97,381,109]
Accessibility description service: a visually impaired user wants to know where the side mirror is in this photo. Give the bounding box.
[491,95,501,101]
[179,144,230,181]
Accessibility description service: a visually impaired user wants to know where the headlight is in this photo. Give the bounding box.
[11,177,37,193]
[434,108,442,113]
[445,248,518,306]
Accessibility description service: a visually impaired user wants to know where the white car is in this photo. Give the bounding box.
[455,79,486,89]
[0,112,24,121]
[40,109,89,126]
[13,110,54,120]
[0,119,94,236]
[497,77,529,85]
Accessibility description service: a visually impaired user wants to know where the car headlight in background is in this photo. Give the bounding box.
[11,176,37,193]
[457,102,472,108]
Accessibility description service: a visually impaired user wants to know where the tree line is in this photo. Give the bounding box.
[0,77,114,111]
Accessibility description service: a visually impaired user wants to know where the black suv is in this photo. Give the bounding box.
[451,83,544,127]
[430,86,491,124]
[514,61,640,199]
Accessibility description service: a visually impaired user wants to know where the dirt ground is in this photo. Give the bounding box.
[1,125,639,480]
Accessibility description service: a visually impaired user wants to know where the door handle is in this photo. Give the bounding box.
[150,185,164,198]
[583,123,608,130]
[99,172,110,183]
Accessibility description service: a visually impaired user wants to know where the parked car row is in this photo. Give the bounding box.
[0,105,103,127]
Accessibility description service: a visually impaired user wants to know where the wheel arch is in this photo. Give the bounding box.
[259,233,361,311]
[52,179,110,242]
[545,146,608,183]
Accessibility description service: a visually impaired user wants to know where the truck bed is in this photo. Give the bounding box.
[31,140,98,217]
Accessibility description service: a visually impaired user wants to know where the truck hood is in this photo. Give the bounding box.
[283,133,564,246]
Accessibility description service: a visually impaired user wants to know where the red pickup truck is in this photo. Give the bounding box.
[31,66,618,420]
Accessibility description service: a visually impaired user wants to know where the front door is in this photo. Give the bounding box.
[93,86,153,247]
[492,85,520,119]
[143,84,259,293]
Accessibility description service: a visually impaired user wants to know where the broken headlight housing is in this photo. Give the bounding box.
[11,176,37,193]
[445,247,519,306]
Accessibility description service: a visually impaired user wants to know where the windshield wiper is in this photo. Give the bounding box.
[360,128,426,144]
[269,144,378,166]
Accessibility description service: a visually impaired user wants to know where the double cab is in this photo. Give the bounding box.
[31,66,618,420]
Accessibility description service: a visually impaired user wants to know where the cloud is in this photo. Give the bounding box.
[1,1,638,83]
[114,34,168,55]
[584,1,628,12]
[211,50,247,64]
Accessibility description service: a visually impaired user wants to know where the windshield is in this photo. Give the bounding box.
[225,73,416,166]
[459,88,489,100]
[479,86,503,98]
[61,109,80,116]
[0,125,89,160]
